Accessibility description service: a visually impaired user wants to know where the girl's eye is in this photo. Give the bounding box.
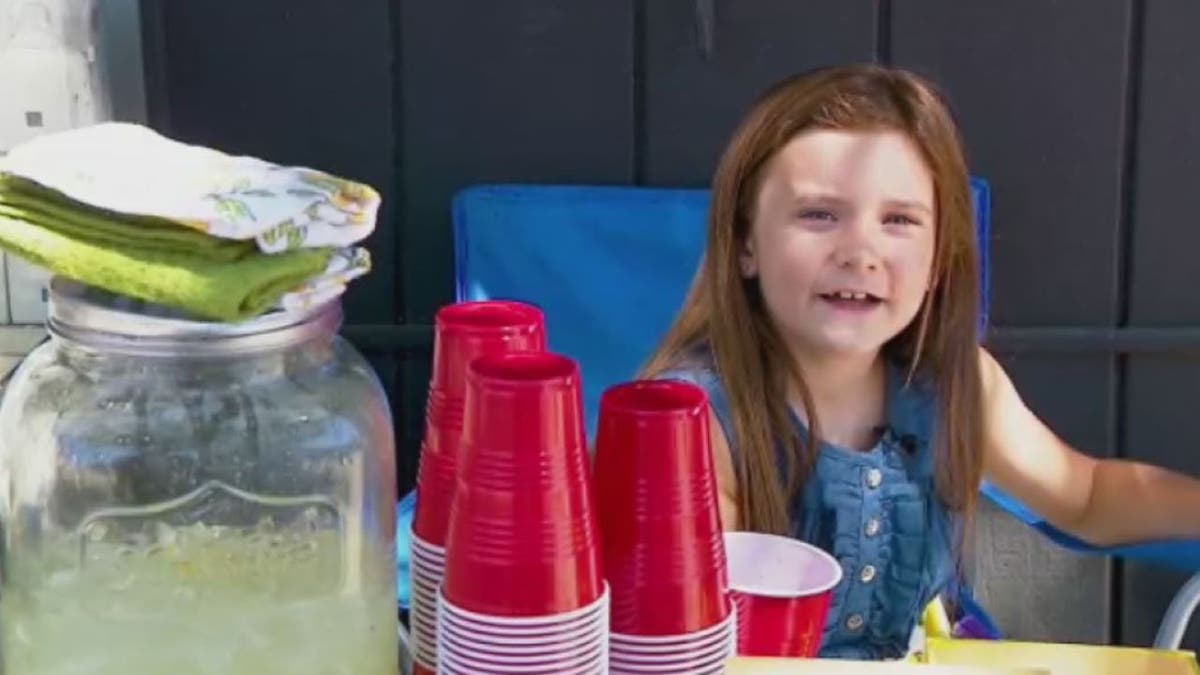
[798,210,836,222]
[884,213,921,226]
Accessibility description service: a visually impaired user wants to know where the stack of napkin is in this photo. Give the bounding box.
[0,122,377,322]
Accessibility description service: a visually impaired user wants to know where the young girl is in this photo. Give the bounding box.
[643,64,1200,660]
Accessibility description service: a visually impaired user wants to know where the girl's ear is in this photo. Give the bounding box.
[740,238,758,279]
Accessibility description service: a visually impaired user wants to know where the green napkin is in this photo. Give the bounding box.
[0,174,333,322]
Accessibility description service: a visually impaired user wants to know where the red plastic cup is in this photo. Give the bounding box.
[412,440,458,543]
[422,300,547,469]
[725,531,843,657]
[594,380,730,636]
[428,301,547,395]
[442,352,604,617]
[412,300,545,545]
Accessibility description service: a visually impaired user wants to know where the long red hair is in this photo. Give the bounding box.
[642,65,984,542]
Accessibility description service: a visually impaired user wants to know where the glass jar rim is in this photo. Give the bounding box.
[47,277,342,357]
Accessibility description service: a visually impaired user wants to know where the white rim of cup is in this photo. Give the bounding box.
[439,657,606,675]
[409,580,439,614]
[608,595,735,646]
[439,627,606,657]
[410,612,438,635]
[410,568,442,588]
[438,653,605,675]
[609,610,735,655]
[723,530,843,597]
[409,615,440,652]
[410,577,439,599]
[437,609,607,650]
[611,664,724,675]
[438,595,608,635]
[437,597,606,638]
[410,612,439,668]
[439,610,604,648]
[438,632,607,674]
[410,594,441,620]
[609,626,734,665]
[410,536,447,561]
[410,529,447,553]
[438,654,606,675]
[438,582,610,628]
[411,541,446,560]
[608,643,732,674]
[409,567,442,592]
[409,584,440,614]
[438,627,606,662]
[411,582,441,604]
[409,556,445,582]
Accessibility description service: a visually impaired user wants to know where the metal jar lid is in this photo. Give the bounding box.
[47,277,342,357]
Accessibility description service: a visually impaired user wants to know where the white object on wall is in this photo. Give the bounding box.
[6,254,49,324]
[0,1,98,153]
[0,252,10,324]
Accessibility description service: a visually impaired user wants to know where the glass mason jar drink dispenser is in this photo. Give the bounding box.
[0,279,398,674]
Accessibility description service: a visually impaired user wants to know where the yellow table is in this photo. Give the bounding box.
[726,657,1047,674]
[918,637,1200,675]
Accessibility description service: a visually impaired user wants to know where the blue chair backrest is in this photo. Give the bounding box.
[453,180,991,439]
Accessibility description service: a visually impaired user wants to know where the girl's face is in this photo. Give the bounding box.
[742,128,936,362]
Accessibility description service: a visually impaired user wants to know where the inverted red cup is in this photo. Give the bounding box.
[443,352,604,617]
[413,301,545,545]
[423,300,546,461]
[725,531,843,657]
[594,380,730,636]
[411,440,459,544]
[428,301,546,394]
[458,352,586,477]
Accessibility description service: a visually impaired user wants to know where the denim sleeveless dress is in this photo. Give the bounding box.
[661,355,956,660]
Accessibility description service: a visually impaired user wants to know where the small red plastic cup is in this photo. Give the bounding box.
[412,300,545,546]
[424,300,546,459]
[411,440,458,543]
[725,531,843,657]
[594,380,730,636]
[442,352,604,617]
[428,301,547,394]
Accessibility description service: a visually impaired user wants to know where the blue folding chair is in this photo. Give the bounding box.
[399,180,1200,650]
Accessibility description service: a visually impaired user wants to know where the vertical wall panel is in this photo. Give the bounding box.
[1122,356,1200,650]
[892,0,1131,327]
[643,1,875,186]
[1120,0,1200,650]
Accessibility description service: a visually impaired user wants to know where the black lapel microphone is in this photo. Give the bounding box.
[873,424,920,456]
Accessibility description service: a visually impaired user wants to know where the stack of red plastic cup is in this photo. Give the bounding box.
[409,301,546,675]
[437,352,608,674]
[594,380,736,674]
[724,531,843,658]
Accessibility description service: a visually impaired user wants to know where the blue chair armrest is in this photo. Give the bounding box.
[982,481,1200,572]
